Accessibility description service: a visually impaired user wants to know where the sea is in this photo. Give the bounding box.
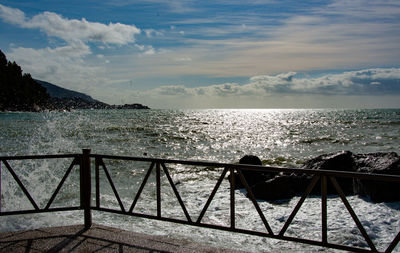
[0,108,399,252]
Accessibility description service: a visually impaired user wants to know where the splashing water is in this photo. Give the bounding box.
[1,109,400,252]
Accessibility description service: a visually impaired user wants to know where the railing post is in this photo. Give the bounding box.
[156,162,161,218]
[230,167,235,230]
[80,149,92,229]
[321,175,327,244]
[0,160,2,212]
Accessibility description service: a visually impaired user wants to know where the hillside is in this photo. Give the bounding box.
[34,79,113,110]
[40,80,150,110]
[35,79,98,102]
[0,49,149,111]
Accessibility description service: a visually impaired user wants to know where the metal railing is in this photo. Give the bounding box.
[0,153,81,215]
[1,149,400,252]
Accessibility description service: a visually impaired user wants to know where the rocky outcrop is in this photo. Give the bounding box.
[300,151,356,195]
[353,152,400,202]
[238,152,400,203]
[113,103,150,109]
[231,155,277,189]
[251,174,310,200]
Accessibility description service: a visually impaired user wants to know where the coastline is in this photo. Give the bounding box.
[0,98,150,112]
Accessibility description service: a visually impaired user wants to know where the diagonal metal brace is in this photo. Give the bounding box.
[100,159,126,212]
[161,163,192,223]
[128,162,155,213]
[237,169,274,235]
[329,176,377,252]
[2,160,39,210]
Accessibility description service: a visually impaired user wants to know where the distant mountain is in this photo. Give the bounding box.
[0,49,149,111]
[34,79,98,103]
[34,79,150,111]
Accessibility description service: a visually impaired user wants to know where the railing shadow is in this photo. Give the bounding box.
[0,224,174,252]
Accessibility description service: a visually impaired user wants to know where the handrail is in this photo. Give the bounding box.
[1,149,400,252]
[92,153,400,182]
[0,154,78,160]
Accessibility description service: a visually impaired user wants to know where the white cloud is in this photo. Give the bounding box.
[0,4,143,98]
[135,44,145,51]
[153,85,190,95]
[146,68,400,99]
[0,4,141,44]
[250,72,296,85]
[250,68,400,95]
[134,44,160,56]
[143,46,156,55]
[196,83,244,96]
[134,67,400,108]
[0,4,26,24]
[144,29,164,38]
[7,41,107,94]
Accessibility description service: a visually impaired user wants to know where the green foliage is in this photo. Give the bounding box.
[0,50,50,111]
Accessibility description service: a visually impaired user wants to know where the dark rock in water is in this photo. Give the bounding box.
[300,151,356,195]
[249,151,356,200]
[113,103,150,109]
[231,155,276,189]
[239,155,263,165]
[251,174,310,200]
[301,151,356,172]
[238,155,263,187]
[353,152,400,202]
[242,151,400,203]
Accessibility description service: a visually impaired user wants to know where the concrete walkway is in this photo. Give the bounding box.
[0,224,248,252]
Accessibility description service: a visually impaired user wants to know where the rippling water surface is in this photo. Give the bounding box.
[1,109,399,252]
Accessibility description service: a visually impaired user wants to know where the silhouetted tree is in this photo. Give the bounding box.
[0,49,50,111]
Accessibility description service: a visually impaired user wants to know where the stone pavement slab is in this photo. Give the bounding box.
[0,224,249,252]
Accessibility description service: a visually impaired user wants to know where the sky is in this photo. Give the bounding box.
[0,0,400,109]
